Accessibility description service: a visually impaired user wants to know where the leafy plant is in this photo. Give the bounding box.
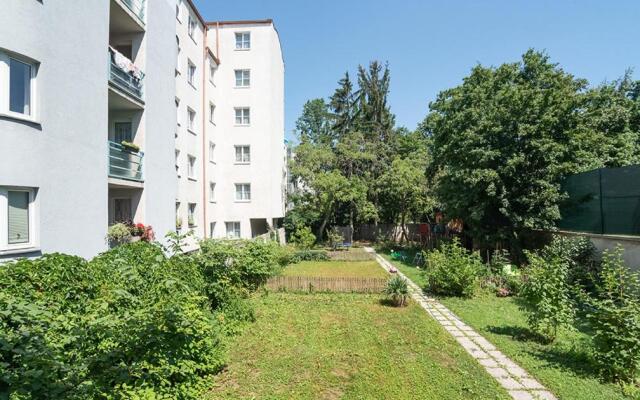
[165,229,194,255]
[120,140,140,152]
[519,252,575,342]
[290,226,316,249]
[290,249,329,263]
[588,246,640,383]
[423,239,483,297]
[384,275,410,306]
[326,227,344,250]
[105,222,131,246]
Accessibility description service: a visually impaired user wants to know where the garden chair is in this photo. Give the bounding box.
[413,252,424,268]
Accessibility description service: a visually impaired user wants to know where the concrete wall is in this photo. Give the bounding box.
[0,0,110,259]
[556,231,640,271]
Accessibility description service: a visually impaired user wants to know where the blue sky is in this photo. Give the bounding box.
[193,0,640,139]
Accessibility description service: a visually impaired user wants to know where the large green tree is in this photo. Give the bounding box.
[424,50,589,250]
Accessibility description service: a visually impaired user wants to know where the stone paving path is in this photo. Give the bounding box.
[364,247,558,400]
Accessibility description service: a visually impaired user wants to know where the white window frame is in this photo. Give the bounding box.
[209,103,215,124]
[235,183,251,202]
[175,35,181,74]
[209,142,216,163]
[187,155,196,180]
[187,60,196,87]
[234,69,250,88]
[175,97,181,127]
[187,107,196,132]
[226,221,241,239]
[234,107,250,126]
[235,32,251,50]
[176,0,182,22]
[188,15,197,41]
[209,182,216,202]
[209,222,216,238]
[175,149,181,177]
[0,51,38,123]
[209,61,217,85]
[0,187,38,254]
[188,203,197,227]
[234,145,251,164]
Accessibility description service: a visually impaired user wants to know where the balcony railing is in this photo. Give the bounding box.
[108,51,144,101]
[109,141,144,182]
[120,0,145,23]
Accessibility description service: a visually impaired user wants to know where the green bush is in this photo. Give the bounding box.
[384,275,410,306]
[423,239,483,297]
[588,246,640,383]
[483,250,522,297]
[290,226,316,249]
[290,249,329,263]
[326,227,344,250]
[0,239,286,399]
[519,252,575,342]
[541,235,599,293]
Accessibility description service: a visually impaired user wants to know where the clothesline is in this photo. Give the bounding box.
[109,46,144,81]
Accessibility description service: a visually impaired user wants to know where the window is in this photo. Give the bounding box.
[175,149,180,176]
[234,108,250,125]
[226,221,241,238]
[187,60,196,86]
[209,222,216,238]
[235,32,250,49]
[176,0,182,21]
[176,201,181,231]
[175,97,181,126]
[188,16,197,40]
[209,182,216,202]
[209,142,215,162]
[0,187,36,252]
[187,155,196,179]
[209,103,215,123]
[234,69,250,87]
[1,53,37,119]
[175,36,181,73]
[235,183,251,201]
[188,203,196,226]
[209,62,216,84]
[187,108,196,132]
[235,145,250,163]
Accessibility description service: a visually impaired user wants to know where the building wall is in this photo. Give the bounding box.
[0,0,110,259]
[175,0,206,243]
[143,0,178,242]
[205,22,285,239]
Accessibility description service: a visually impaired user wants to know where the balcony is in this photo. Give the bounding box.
[109,141,144,183]
[108,49,144,104]
[110,0,145,32]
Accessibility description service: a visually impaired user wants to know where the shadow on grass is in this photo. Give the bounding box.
[378,298,408,308]
[487,325,551,344]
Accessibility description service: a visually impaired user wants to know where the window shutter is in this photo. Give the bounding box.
[8,191,29,244]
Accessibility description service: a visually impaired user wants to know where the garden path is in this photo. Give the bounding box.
[365,247,558,400]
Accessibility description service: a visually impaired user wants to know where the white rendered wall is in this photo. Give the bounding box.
[0,0,110,259]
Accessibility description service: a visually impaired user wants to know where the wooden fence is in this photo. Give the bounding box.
[266,276,387,293]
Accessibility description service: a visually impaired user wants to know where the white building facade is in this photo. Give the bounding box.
[0,1,285,260]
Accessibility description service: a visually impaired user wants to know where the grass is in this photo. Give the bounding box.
[379,248,427,286]
[282,260,388,279]
[379,248,635,399]
[208,292,510,399]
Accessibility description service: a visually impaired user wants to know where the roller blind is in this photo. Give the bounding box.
[8,191,29,244]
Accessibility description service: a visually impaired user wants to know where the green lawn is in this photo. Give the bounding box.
[208,292,509,399]
[282,260,388,278]
[381,249,635,399]
[379,249,427,286]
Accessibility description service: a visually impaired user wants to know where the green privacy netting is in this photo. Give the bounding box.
[558,165,640,235]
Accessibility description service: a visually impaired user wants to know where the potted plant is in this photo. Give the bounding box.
[121,140,140,153]
[176,217,183,229]
[106,223,132,247]
[384,276,410,307]
[188,216,195,227]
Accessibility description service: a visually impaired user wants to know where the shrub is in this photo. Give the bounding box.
[482,250,523,296]
[106,222,131,246]
[519,252,574,342]
[588,246,640,383]
[290,249,329,263]
[0,239,284,399]
[290,226,316,249]
[326,227,344,250]
[384,276,410,306]
[541,234,599,293]
[423,239,483,297]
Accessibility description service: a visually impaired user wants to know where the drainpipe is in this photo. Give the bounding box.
[201,24,208,238]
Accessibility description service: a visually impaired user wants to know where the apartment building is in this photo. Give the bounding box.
[176,1,285,240]
[0,0,176,260]
[0,0,285,259]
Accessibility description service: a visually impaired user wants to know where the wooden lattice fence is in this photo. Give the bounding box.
[266,276,387,293]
